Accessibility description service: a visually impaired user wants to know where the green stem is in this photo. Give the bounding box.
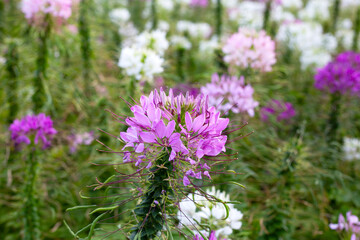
[332,0,341,33]
[151,0,158,30]
[79,0,93,97]
[23,149,40,240]
[352,6,360,51]
[215,0,222,38]
[5,42,19,124]
[32,15,51,112]
[214,49,227,75]
[263,0,272,33]
[327,92,341,143]
[176,48,185,81]
[130,150,173,240]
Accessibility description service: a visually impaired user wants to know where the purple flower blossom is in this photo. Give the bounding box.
[314,51,360,96]
[222,28,276,72]
[120,88,229,186]
[173,83,200,97]
[68,131,95,153]
[194,231,226,240]
[260,100,296,122]
[21,0,73,21]
[9,113,57,149]
[201,74,259,117]
[330,212,360,240]
[190,0,208,8]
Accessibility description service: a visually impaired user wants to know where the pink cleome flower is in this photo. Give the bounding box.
[201,73,259,117]
[222,28,276,72]
[190,0,209,8]
[21,0,73,21]
[120,88,229,186]
[9,113,57,149]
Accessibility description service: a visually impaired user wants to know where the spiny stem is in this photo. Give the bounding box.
[327,92,341,143]
[215,0,222,38]
[352,6,360,51]
[79,0,93,97]
[23,149,41,240]
[5,41,19,124]
[151,0,158,30]
[33,14,51,112]
[130,150,173,240]
[332,0,341,33]
[263,0,272,33]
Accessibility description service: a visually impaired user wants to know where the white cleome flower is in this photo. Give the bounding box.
[343,138,360,161]
[118,47,164,81]
[176,20,212,39]
[228,1,264,30]
[135,30,169,56]
[170,35,192,49]
[178,187,243,239]
[109,8,131,24]
[298,0,331,22]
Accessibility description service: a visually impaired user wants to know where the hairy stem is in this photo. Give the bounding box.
[352,6,360,51]
[215,0,222,38]
[130,150,173,240]
[151,0,158,30]
[79,0,93,96]
[332,0,341,33]
[263,0,272,32]
[33,15,51,112]
[5,42,19,124]
[23,149,40,240]
[327,92,341,144]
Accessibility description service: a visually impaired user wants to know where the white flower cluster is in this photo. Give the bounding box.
[336,19,360,49]
[109,8,131,24]
[343,138,360,161]
[118,30,169,81]
[178,187,243,239]
[277,21,337,69]
[228,1,265,30]
[170,35,192,50]
[176,20,212,39]
[298,0,331,22]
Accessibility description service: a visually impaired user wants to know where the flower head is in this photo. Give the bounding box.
[201,74,259,117]
[120,88,229,186]
[68,131,95,153]
[21,0,73,22]
[343,137,360,161]
[179,187,243,238]
[9,113,57,149]
[330,212,360,239]
[314,51,360,96]
[222,28,276,72]
[190,0,209,8]
[260,99,296,122]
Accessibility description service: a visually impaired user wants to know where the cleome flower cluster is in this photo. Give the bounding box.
[21,0,73,21]
[120,88,229,186]
[222,28,276,72]
[9,113,57,149]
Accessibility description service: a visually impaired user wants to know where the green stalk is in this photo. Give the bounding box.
[23,149,41,240]
[214,49,227,75]
[327,92,341,144]
[5,42,19,124]
[332,0,341,33]
[79,0,93,97]
[151,0,158,30]
[130,150,173,240]
[263,0,272,33]
[215,0,222,38]
[176,47,185,81]
[32,15,51,112]
[0,0,4,41]
[352,6,360,51]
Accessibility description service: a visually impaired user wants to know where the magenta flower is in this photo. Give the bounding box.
[194,231,226,240]
[68,131,95,153]
[21,0,73,22]
[120,88,229,186]
[9,113,57,149]
[314,51,360,96]
[201,74,259,117]
[222,28,276,72]
[260,99,296,123]
[330,212,360,240]
[190,0,208,8]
